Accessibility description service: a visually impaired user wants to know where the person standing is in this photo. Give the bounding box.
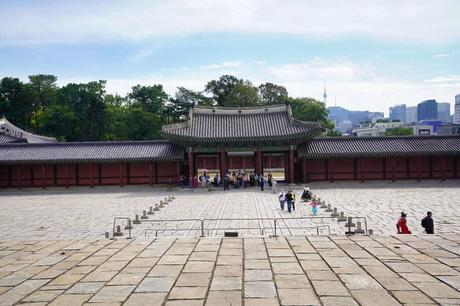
[278,191,286,211]
[223,174,230,191]
[272,178,278,193]
[396,212,411,234]
[291,192,296,211]
[260,175,265,191]
[286,191,293,213]
[421,211,434,234]
[310,198,318,216]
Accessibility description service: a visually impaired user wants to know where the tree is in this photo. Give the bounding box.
[288,97,328,123]
[104,94,128,140]
[125,105,162,140]
[0,77,33,129]
[384,127,413,136]
[167,87,213,123]
[225,81,260,107]
[205,75,244,106]
[28,74,58,130]
[258,82,288,105]
[128,84,168,114]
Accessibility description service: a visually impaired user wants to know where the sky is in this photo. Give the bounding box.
[1,0,459,116]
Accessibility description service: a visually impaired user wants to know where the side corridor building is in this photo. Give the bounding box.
[1,104,460,188]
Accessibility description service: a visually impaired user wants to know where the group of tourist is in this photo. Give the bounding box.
[396,211,434,234]
[278,185,318,215]
[189,171,280,192]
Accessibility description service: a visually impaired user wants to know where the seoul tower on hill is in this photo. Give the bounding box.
[323,82,327,105]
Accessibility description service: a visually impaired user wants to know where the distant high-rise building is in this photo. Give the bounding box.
[437,102,451,123]
[389,104,406,122]
[417,99,438,121]
[455,94,460,124]
[406,106,418,123]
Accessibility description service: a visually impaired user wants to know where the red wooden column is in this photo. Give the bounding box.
[119,162,124,187]
[90,163,94,188]
[30,165,34,187]
[353,158,357,180]
[289,146,295,183]
[154,162,159,184]
[392,157,396,182]
[302,159,307,183]
[17,165,22,189]
[126,163,131,185]
[219,148,226,178]
[429,157,433,178]
[149,162,154,186]
[255,149,263,175]
[416,156,421,182]
[65,164,69,188]
[455,157,459,179]
[441,156,446,181]
[382,158,386,179]
[360,158,365,183]
[41,164,46,189]
[176,161,181,178]
[330,159,335,183]
[188,148,194,184]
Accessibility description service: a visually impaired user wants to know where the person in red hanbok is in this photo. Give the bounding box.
[396,212,411,234]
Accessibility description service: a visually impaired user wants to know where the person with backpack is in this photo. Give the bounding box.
[421,211,434,234]
[286,191,293,213]
[259,175,265,191]
[278,191,286,211]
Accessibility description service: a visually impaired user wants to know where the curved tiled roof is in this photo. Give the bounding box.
[0,117,56,143]
[0,132,26,144]
[0,140,184,164]
[162,104,322,146]
[299,136,460,159]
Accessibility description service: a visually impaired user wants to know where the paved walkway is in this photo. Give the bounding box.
[1,181,460,239]
[1,235,460,305]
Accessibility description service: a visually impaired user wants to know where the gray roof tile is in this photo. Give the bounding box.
[162,104,322,145]
[0,140,184,164]
[299,136,460,159]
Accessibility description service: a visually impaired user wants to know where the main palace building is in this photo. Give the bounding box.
[1,104,460,188]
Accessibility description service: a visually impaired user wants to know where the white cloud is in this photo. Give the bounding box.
[1,0,459,44]
[433,53,453,58]
[58,60,460,117]
[200,61,243,70]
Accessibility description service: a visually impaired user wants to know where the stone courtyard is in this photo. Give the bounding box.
[0,180,459,240]
[1,181,460,305]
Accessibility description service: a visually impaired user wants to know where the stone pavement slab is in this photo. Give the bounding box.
[1,235,460,305]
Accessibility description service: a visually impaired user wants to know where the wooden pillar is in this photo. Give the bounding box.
[188,148,194,184]
[53,164,57,186]
[455,157,458,179]
[289,146,295,183]
[324,159,329,181]
[75,164,79,185]
[65,164,69,188]
[41,164,46,189]
[30,165,34,187]
[302,159,307,183]
[256,149,263,175]
[8,165,12,188]
[429,157,433,179]
[392,157,396,182]
[416,156,421,182]
[360,158,364,183]
[353,158,357,180]
[242,156,246,170]
[98,164,102,185]
[382,158,386,179]
[330,159,335,183]
[154,162,159,184]
[406,157,410,179]
[176,161,180,178]
[219,149,226,179]
[119,162,124,187]
[17,165,22,189]
[268,156,272,169]
[126,163,130,185]
[149,162,154,186]
[90,163,94,188]
[441,156,446,181]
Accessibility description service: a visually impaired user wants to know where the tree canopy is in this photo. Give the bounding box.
[0,74,339,141]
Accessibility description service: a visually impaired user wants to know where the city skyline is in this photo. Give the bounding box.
[0,0,459,115]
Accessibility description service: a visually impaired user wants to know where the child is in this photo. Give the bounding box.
[278,191,286,211]
[310,198,318,216]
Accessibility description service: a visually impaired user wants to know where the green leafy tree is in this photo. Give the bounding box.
[205,75,244,106]
[125,105,162,140]
[104,94,128,140]
[167,87,213,123]
[128,84,168,115]
[384,127,413,136]
[258,82,288,105]
[0,77,33,129]
[28,74,58,130]
[225,81,260,107]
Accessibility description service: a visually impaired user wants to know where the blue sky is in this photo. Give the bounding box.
[1,0,459,115]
